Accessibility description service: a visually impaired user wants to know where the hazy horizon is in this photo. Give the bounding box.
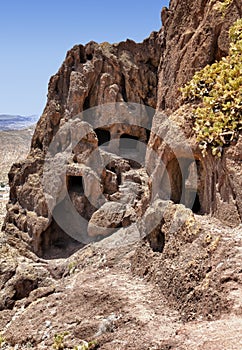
[0,114,39,131]
[0,0,169,116]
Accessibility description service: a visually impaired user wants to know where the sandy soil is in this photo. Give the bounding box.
[0,126,34,228]
[0,234,241,350]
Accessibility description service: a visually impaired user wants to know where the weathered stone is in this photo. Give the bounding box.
[158,0,242,112]
[88,202,127,237]
[147,105,242,226]
[0,2,242,347]
[102,169,118,195]
[3,32,161,256]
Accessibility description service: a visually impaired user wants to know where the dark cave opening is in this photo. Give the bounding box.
[40,215,84,260]
[121,74,128,102]
[164,158,203,214]
[40,173,98,259]
[86,53,93,60]
[94,128,111,147]
[146,129,151,143]
[147,224,165,253]
[185,160,203,214]
[67,176,84,194]
[83,95,90,111]
[191,192,201,214]
[67,175,97,221]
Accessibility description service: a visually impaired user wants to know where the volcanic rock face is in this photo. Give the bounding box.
[1,1,242,348]
[32,33,161,153]
[159,0,242,112]
[2,0,242,257]
[3,32,162,257]
[147,0,242,227]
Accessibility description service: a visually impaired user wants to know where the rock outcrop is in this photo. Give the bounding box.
[3,1,241,259]
[159,0,242,112]
[147,0,242,227]
[3,33,161,257]
[0,1,242,348]
[0,204,241,349]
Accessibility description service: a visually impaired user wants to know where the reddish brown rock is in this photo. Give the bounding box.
[3,33,161,256]
[146,106,242,227]
[159,0,242,112]
[0,2,241,349]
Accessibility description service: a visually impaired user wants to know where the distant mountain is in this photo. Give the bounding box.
[0,114,39,131]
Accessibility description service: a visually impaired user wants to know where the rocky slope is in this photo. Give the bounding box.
[0,206,241,349]
[0,0,242,349]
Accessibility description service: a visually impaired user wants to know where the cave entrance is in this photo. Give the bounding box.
[120,134,139,150]
[94,128,111,147]
[67,176,84,194]
[40,174,100,259]
[146,129,151,143]
[165,158,203,214]
[40,212,84,259]
[66,175,96,221]
[147,224,165,253]
[185,161,202,214]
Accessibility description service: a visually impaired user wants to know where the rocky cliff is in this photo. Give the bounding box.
[147,0,242,226]
[0,0,242,349]
[3,0,242,258]
[3,32,162,258]
[159,0,242,111]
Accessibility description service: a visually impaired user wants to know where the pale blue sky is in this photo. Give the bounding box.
[0,0,169,116]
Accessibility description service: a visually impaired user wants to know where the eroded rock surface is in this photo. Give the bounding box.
[0,0,242,349]
[146,106,242,227]
[0,205,241,349]
[159,0,242,112]
[3,33,161,257]
[146,0,242,228]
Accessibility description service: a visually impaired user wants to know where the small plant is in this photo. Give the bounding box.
[68,261,77,275]
[209,236,221,252]
[73,340,98,350]
[181,18,242,157]
[215,0,233,14]
[52,332,97,350]
[0,335,6,348]
[53,332,69,350]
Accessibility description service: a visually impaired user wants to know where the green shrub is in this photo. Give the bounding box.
[0,335,6,348]
[181,18,242,157]
[53,332,69,350]
[215,0,233,14]
[52,332,98,350]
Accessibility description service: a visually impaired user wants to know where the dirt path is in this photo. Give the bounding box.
[1,221,242,349]
[2,243,181,349]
